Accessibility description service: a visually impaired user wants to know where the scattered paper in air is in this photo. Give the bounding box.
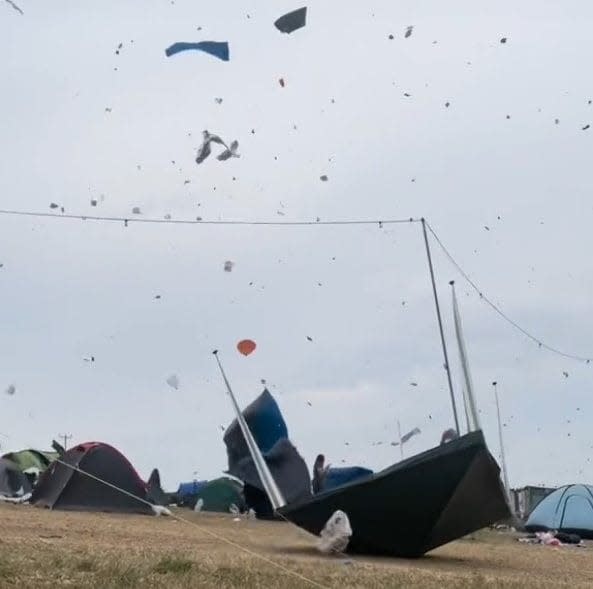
[166,374,180,390]
[5,384,15,396]
[224,260,234,272]
[196,131,240,164]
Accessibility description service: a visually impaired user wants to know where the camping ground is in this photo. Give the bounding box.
[1,503,592,588]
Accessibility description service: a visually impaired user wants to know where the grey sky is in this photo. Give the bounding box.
[1,1,592,490]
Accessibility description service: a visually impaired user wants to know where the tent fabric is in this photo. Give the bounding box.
[279,431,509,557]
[274,7,307,33]
[165,41,230,61]
[146,468,169,506]
[31,442,152,514]
[0,458,32,497]
[322,467,374,492]
[525,485,593,539]
[194,477,245,513]
[223,390,310,517]
[176,480,208,507]
[229,437,311,517]
[2,449,56,473]
[224,389,288,468]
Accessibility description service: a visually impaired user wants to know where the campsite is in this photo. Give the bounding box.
[2,503,593,588]
[2,2,593,588]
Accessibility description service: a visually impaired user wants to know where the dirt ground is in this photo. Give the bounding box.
[1,503,592,588]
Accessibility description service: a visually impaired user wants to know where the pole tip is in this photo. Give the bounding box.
[212,349,219,355]
[492,381,497,386]
[449,280,455,285]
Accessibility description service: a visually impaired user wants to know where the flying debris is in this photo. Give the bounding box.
[90,199,97,207]
[388,34,394,40]
[405,25,414,38]
[166,374,180,390]
[224,260,234,272]
[320,175,328,181]
[582,124,590,131]
[4,0,24,15]
[83,356,95,363]
[5,384,15,396]
[409,382,418,387]
[196,131,239,164]
[555,118,560,125]
[391,427,421,446]
[154,295,161,299]
[445,102,450,108]
[306,336,313,342]
[237,339,256,356]
[217,140,240,161]
[49,203,59,209]
[165,41,230,61]
[115,42,123,55]
[274,6,307,34]
[563,371,569,378]
[132,207,141,214]
[214,97,223,104]
[500,37,508,44]
[279,77,285,87]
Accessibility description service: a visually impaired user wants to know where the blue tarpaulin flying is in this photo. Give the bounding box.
[165,41,230,62]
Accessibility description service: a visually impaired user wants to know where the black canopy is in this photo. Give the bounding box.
[279,431,509,557]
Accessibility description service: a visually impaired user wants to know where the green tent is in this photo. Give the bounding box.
[194,477,245,513]
[2,449,57,474]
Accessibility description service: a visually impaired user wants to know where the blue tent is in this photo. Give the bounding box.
[526,484,593,539]
[323,467,373,492]
[176,480,207,506]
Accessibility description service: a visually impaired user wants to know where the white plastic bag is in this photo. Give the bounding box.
[317,510,352,554]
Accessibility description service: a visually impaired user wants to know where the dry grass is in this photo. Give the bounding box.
[1,503,592,588]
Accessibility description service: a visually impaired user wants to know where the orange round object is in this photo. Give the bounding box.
[237,339,257,356]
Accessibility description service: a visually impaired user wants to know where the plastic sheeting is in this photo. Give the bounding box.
[165,41,230,62]
[318,510,352,553]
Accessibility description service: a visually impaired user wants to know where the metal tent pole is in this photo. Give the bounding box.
[421,218,460,435]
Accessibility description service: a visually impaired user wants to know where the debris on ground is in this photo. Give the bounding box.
[318,510,352,554]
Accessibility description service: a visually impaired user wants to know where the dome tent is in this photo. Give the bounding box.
[525,484,593,539]
[194,477,245,513]
[31,442,154,514]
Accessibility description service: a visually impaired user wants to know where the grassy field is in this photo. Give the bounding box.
[1,503,591,588]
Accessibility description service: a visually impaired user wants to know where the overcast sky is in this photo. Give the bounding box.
[1,1,592,491]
